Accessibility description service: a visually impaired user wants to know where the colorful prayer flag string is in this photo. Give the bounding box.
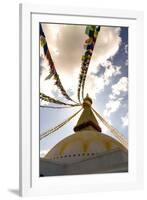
[40,24,77,104]
[40,108,83,140]
[40,92,80,107]
[77,25,101,102]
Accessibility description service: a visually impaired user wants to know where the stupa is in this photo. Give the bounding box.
[40,95,128,176]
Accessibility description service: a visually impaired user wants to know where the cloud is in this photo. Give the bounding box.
[42,24,86,75]
[89,27,121,73]
[109,94,117,100]
[84,60,122,99]
[112,77,128,96]
[40,59,122,103]
[104,99,121,117]
[101,60,121,84]
[83,75,105,99]
[40,24,122,102]
[124,44,128,54]
[42,24,121,75]
[125,59,128,66]
[40,56,46,76]
[121,113,128,127]
[103,77,128,118]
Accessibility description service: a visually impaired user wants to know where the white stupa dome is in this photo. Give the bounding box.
[44,129,127,164]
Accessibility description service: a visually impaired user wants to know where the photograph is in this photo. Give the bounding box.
[39,22,128,177]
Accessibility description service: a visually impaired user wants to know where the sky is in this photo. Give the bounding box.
[40,23,128,157]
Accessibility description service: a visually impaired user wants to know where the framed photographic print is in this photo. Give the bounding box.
[19,3,144,196]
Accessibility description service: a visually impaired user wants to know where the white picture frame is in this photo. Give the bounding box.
[19,3,144,197]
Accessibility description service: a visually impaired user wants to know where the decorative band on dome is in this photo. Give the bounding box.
[48,152,97,161]
[74,120,102,132]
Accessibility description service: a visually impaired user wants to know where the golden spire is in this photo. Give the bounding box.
[82,94,93,108]
[74,94,101,132]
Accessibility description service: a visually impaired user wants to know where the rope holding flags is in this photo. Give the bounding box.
[77,25,101,102]
[40,24,77,104]
[40,108,83,140]
[92,107,128,149]
[40,105,80,109]
[40,92,80,107]
[40,25,55,79]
